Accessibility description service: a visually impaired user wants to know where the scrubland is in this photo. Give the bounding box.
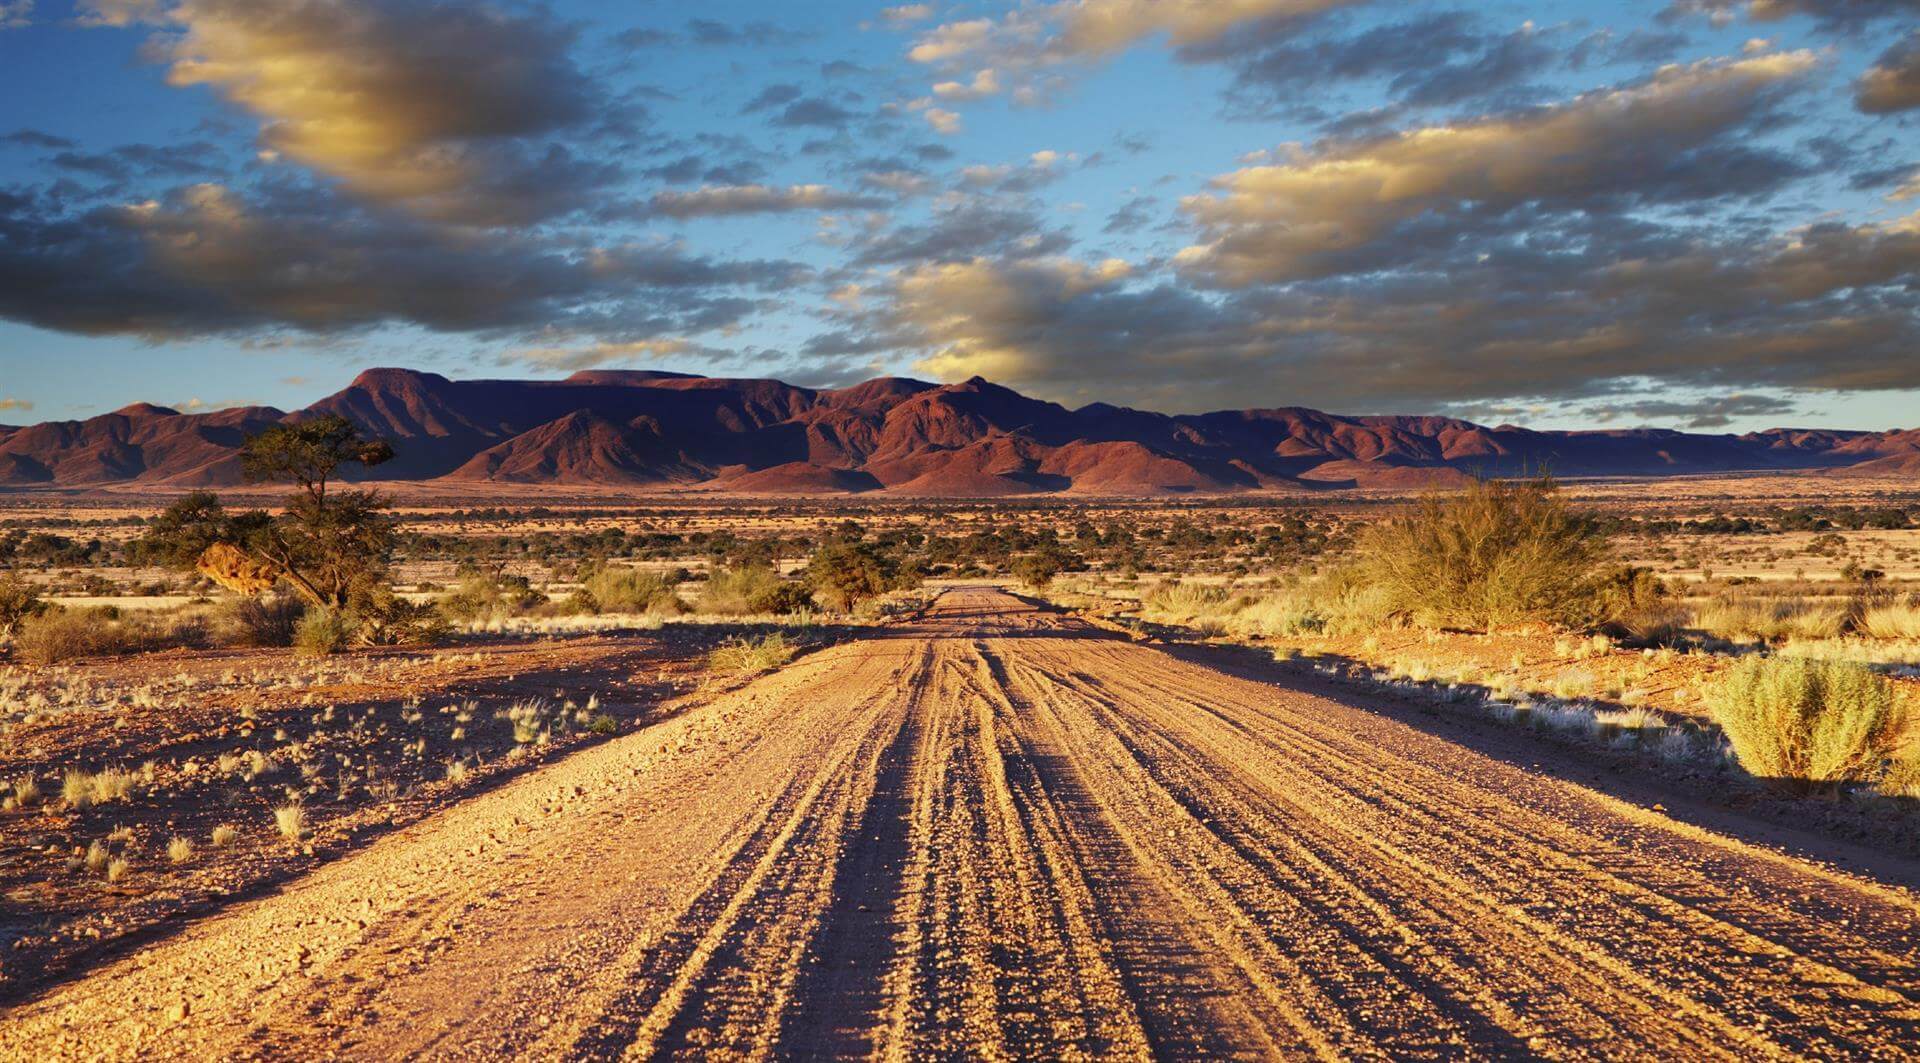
[3,481,1920,1054]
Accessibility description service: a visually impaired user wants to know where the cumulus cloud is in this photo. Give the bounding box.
[0,398,34,413]
[0,182,802,340]
[2,129,77,150]
[905,0,1359,102]
[922,108,962,134]
[104,0,615,225]
[0,1,31,29]
[881,4,934,27]
[911,0,1352,65]
[770,97,859,129]
[1178,52,1819,286]
[684,19,809,47]
[647,183,888,218]
[1858,31,1920,112]
[931,68,1001,101]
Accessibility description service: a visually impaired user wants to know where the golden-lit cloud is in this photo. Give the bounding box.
[904,0,1360,105]
[814,205,1920,412]
[1857,32,1920,113]
[503,338,701,372]
[910,0,1353,66]
[120,0,606,224]
[1177,52,1819,285]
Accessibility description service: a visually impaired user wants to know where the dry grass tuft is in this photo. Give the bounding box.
[1858,601,1920,641]
[273,803,306,841]
[707,632,797,677]
[1691,597,1848,643]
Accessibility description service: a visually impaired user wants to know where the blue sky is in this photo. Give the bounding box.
[0,0,1916,430]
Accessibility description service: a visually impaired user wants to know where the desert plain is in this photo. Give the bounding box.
[1,474,1918,1060]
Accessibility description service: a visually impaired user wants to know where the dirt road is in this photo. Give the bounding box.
[5,587,1918,1059]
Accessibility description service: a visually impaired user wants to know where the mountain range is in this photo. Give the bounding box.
[2,368,1916,495]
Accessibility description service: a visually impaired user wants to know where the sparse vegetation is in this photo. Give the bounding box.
[273,803,306,841]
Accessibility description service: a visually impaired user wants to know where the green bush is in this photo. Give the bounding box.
[352,589,448,646]
[437,570,547,622]
[698,566,797,615]
[294,608,353,657]
[806,543,913,612]
[579,565,684,615]
[1012,553,1064,589]
[1709,656,1911,790]
[1357,477,1610,631]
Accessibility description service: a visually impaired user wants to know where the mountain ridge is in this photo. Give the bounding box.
[2,367,1914,494]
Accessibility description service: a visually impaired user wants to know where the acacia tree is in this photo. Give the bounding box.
[0,572,42,638]
[141,416,397,612]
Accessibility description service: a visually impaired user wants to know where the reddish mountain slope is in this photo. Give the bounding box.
[2,368,1913,493]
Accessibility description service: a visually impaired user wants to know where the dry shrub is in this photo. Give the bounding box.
[224,595,305,647]
[1612,603,1690,647]
[1356,477,1609,632]
[0,572,44,638]
[14,608,127,665]
[698,566,811,615]
[437,570,546,622]
[1142,581,1232,620]
[1708,656,1910,790]
[579,565,684,615]
[707,632,796,677]
[294,608,352,657]
[1880,749,1920,799]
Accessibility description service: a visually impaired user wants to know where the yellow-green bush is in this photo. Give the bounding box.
[1708,656,1910,790]
[1356,477,1609,631]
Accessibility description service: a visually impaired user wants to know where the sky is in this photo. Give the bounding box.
[0,0,1917,432]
